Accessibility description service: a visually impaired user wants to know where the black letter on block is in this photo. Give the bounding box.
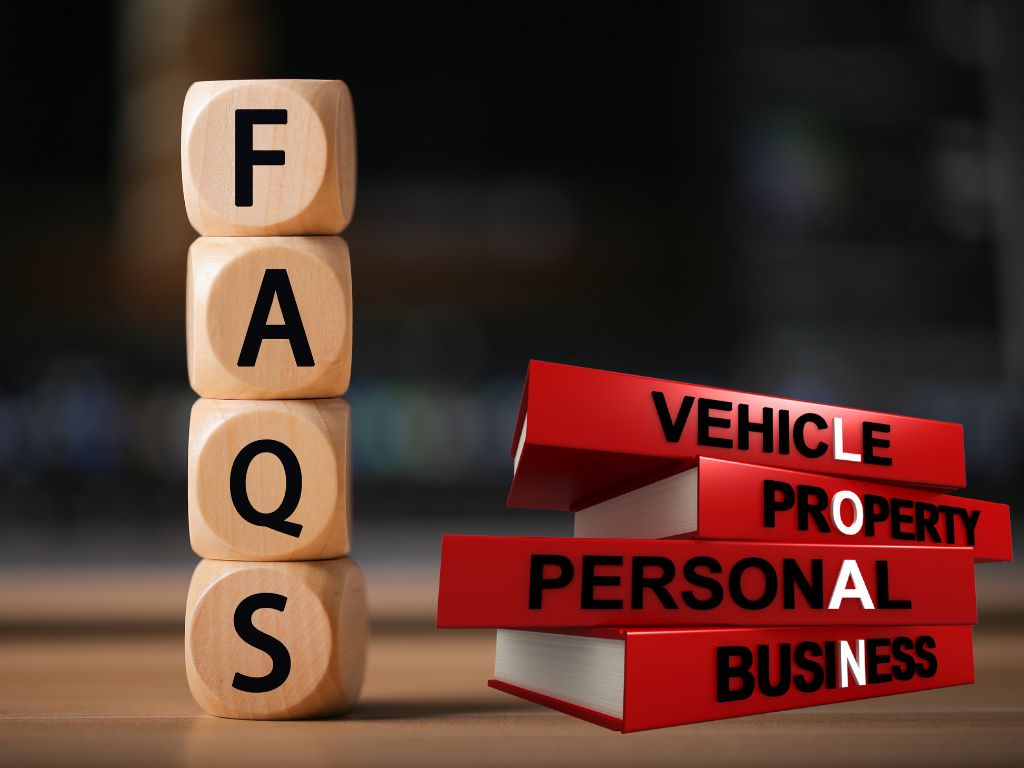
[232,592,291,693]
[238,269,315,368]
[528,554,574,609]
[235,109,287,207]
[230,439,304,538]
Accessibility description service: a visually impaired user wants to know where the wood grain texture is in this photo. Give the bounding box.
[1,624,1022,768]
[188,398,350,561]
[185,559,368,720]
[186,236,352,399]
[182,79,356,236]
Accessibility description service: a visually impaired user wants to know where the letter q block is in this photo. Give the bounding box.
[188,398,350,561]
[185,558,368,719]
[187,236,352,399]
[182,79,356,235]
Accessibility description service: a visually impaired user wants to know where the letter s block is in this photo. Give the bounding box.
[185,558,368,719]
[188,398,350,561]
[187,236,352,399]
[182,79,356,235]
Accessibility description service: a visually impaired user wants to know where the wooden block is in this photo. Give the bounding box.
[181,79,356,235]
[188,398,350,562]
[187,236,352,399]
[185,558,368,720]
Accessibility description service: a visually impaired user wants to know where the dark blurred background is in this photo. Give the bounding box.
[1,1,1021,591]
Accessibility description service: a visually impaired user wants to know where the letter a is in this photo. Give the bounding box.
[237,269,315,368]
[828,559,875,610]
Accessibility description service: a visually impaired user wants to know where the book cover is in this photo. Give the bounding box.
[508,361,966,511]
[490,625,975,732]
[436,536,977,628]
[573,457,1012,562]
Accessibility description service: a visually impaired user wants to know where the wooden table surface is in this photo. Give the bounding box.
[1,568,1022,767]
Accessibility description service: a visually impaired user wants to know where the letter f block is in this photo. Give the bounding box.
[182,80,356,235]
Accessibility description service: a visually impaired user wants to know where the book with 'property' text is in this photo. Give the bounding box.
[572,458,1011,562]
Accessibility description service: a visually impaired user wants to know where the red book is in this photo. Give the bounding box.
[489,625,974,732]
[435,536,977,628]
[508,361,966,511]
[573,458,1012,562]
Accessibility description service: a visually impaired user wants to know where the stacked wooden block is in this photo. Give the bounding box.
[180,80,367,719]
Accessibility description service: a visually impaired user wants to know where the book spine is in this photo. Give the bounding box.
[509,361,966,510]
[487,679,627,731]
[693,458,1011,562]
[624,625,974,731]
[436,536,977,628]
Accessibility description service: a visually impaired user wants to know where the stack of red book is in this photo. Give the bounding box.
[436,361,1013,732]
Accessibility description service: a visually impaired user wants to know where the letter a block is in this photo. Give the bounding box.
[185,558,368,719]
[182,79,356,235]
[188,398,350,561]
[187,236,352,399]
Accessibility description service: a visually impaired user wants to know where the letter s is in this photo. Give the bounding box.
[231,592,291,693]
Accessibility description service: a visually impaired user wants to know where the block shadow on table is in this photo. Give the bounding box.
[346,698,534,720]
